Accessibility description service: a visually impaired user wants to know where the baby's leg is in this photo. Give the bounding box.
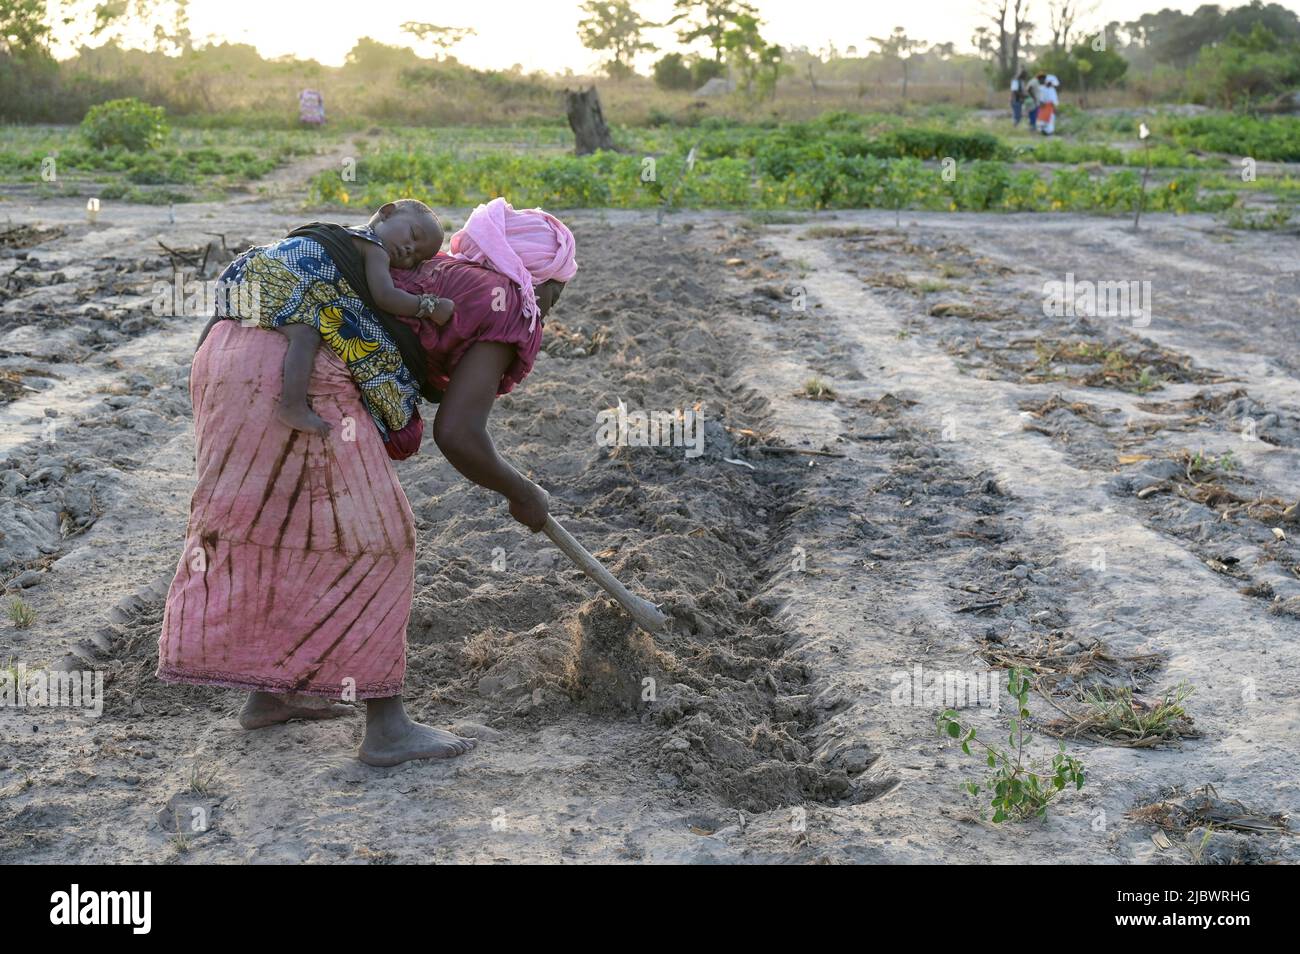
[276,323,331,436]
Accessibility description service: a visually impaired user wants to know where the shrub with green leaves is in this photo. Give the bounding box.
[1189,25,1300,110]
[938,668,1086,823]
[81,98,168,152]
[652,53,695,91]
[881,128,1006,162]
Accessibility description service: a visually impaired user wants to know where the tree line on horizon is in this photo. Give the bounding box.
[2,0,1299,124]
[578,0,1300,106]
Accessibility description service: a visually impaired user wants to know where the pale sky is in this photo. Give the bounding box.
[52,0,1300,73]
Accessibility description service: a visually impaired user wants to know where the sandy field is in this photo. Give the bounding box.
[1,176,1297,863]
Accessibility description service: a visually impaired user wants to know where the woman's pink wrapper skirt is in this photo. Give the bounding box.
[157,321,416,699]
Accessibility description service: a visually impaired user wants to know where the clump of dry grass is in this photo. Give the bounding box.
[984,338,1221,394]
[541,321,609,359]
[188,764,219,795]
[1129,784,1292,836]
[1136,388,1248,416]
[0,224,66,249]
[1018,394,1116,428]
[1137,448,1292,522]
[0,369,31,403]
[801,377,835,400]
[1043,683,1199,747]
[460,628,511,670]
[977,631,1165,701]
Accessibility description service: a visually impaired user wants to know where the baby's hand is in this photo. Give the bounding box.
[432,296,455,325]
[416,294,454,326]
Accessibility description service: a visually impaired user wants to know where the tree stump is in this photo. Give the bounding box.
[564,86,616,156]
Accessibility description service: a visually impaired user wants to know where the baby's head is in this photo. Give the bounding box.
[369,199,444,270]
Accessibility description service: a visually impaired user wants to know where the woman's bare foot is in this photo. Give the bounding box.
[239,691,354,729]
[277,401,331,436]
[359,695,477,766]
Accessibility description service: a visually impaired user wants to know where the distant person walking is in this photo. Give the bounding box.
[1010,69,1028,126]
[1037,75,1060,136]
[1024,72,1043,131]
[298,88,325,126]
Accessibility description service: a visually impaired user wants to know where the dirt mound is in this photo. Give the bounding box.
[565,600,668,712]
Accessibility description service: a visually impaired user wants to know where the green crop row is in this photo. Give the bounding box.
[1164,113,1300,161]
[0,125,318,186]
[309,149,1238,216]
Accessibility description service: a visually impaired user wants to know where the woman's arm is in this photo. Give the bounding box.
[433,341,549,531]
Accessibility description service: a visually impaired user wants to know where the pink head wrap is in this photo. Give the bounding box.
[449,198,578,332]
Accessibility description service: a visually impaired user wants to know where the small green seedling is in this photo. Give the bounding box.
[1188,449,1239,477]
[1134,366,1162,393]
[938,667,1086,823]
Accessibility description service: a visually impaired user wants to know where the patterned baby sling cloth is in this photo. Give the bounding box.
[284,223,442,408]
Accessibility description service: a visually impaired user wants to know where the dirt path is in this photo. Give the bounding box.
[1,198,1296,864]
[244,139,356,203]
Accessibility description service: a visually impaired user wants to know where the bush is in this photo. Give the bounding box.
[691,58,726,88]
[81,98,167,151]
[1035,43,1128,92]
[125,155,171,184]
[652,53,694,91]
[1189,25,1300,108]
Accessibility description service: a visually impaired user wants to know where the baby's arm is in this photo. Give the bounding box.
[355,239,453,324]
[276,323,330,436]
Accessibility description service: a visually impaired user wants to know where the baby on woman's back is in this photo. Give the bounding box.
[212,198,456,439]
[276,200,455,435]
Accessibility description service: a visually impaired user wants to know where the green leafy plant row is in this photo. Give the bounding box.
[311,148,1239,215]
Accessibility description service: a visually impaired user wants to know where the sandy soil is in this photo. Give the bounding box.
[1,186,1297,863]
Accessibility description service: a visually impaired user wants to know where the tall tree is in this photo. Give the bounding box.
[722,11,781,97]
[669,0,757,64]
[1047,0,1096,52]
[984,0,1033,82]
[0,0,51,55]
[153,0,188,54]
[74,0,193,55]
[577,0,657,78]
[871,25,923,99]
[1119,4,1300,72]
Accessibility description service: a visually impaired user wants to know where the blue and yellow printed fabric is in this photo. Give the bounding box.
[215,229,419,439]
